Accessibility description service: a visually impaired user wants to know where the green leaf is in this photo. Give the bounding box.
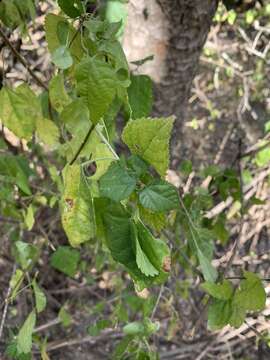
[59,98,92,161]
[105,1,128,38]
[36,118,60,148]
[26,0,36,20]
[229,301,246,328]
[112,336,133,359]
[0,1,35,30]
[233,271,266,312]
[180,160,193,176]
[206,272,267,329]
[255,147,270,167]
[134,227,159,277]
[143,318,160,336]
[15,241,38,270]
[49,74,71,113]
[52,45,73,69]
[84,18,125,43]
[89,142,115,181]
[61,107,114,177]
[102,202,170,288]
[128,75,153,119]
[75,57,119,124]
[50,246,80,277]
[202,280,234,300]
[122,117,175,177]
[10,269,24,301]
[60,98,89,133]
[208,299,232,330]
[87,319,111,336]
[101,201,148,287]
[123,321,145,336]
[99,40,129,76]
[45,13,83,62]
[58,307,72,327]
[0,155,32,195]
[213,218,229,245]
[58,306,72,327]
[127,155,148,178]
[58,0,82,18]
[135,221,171,275]
[197,249,218,283]
[17,311,36,354]
[99,161,137,202]
[61,164,96,247]
[139,180,179,212]
[102,202,135,267]
[24,205,35,231]
[138,206,166,232]
[32,279,46,313]
[122,319,159,337]
[0,1,21,29]
[0,84,41,140]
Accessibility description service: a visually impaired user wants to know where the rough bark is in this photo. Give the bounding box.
[154,0,218,167]
[123,0,218,167]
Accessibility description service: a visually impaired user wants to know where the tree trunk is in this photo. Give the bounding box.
[123,0,218,167]
[154,0,218,167]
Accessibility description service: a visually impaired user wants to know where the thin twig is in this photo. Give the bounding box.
[0,265,16,340]
[0,26,48,90]
[151,285,164,320]
[44,330,121,352]
[34,318,61,333]
[226,276,270,281]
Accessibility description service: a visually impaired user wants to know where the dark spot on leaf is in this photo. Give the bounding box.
[84,162,97,177]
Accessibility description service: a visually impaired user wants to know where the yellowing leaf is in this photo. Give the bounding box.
[24,204,35,231]
[36,118,59,148]
[45,13,83,62]
[49,74,71,113]
[61,165,95,247]
[138,206,166,232]
[17,311,36,354]
[122,117,175,177]
[0,84,41,140]
[90,143,114,180]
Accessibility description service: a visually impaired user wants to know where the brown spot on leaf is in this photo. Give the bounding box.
[162,256,171,272]
[65,198,74,209]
